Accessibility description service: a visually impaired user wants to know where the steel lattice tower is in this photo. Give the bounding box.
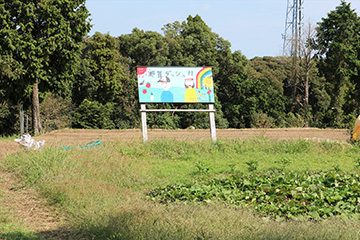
[282,0,304,56]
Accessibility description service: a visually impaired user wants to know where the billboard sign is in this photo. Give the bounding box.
[137,67,215,103]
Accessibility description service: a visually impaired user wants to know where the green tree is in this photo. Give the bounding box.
[0,0,90,134]
[164,15,219,68]
[315,1,360,127]
[74,33,138,128]
[119,29,174,128]
[0,101,18,135]
[0,55,25,135]
[249,57,291,96]
[74,33,130,104]
[163,15,231,128]
[215,50,249,127]
[245,57,290,127]
[119,15,230,129]
[0,56,25,99]
[308,71,331,127]
[233,75,286,128]
[119,28,170,70]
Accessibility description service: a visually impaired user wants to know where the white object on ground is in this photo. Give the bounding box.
[15,134,45,150]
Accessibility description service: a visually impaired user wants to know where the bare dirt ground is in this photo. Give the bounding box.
[41,128,350,145]
[0,171,69,239]
[0,142,69,239]
[0,128,351,239]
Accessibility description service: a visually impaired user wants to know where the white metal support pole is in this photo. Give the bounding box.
[19,104,24,135]
[209,104,217,143]
[140,104,148,143]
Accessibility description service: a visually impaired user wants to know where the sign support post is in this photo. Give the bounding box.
[140,106,216,143]
[209,104,217,143]
[140,104,148,143]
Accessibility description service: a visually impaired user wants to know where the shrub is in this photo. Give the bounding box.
[40,93,72,132]
[0,101,18,136]
[147,112,180,129]
[72,99,115,129]
[250,112,275,128]
[284,112,306,127]
[149,170,360,220]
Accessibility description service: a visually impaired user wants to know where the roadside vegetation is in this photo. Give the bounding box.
[2,138,360,239]
[0,192,39,240]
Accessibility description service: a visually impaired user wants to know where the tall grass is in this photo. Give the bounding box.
[0,135,17,140]
[2,138,360,239]
[0,191,39,240]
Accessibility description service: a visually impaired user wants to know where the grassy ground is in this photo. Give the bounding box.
[0,135,17,140]
[0,138,39,240]
[2,138,360,239]
[0,191,39,240]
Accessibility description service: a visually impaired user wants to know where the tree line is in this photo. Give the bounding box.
[0,0,359,135]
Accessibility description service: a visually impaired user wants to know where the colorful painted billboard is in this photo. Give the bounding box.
[137,67,215,103]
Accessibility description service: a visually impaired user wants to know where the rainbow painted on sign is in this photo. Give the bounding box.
[137,67,215,103]
[196,67,213,89]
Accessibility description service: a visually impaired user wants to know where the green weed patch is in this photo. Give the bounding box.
[3,138,360,239]
[149,169,360,220]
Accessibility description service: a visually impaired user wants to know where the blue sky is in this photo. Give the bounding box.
[86,0,360,58]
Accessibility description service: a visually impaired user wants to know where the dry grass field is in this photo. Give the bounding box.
[0,128,357,240]
[41,128,350,144]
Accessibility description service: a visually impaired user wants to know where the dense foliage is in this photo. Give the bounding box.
[0,1,359,134]
[0,0,90,134]
[149,169,360,220]
[315,1,360,127]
